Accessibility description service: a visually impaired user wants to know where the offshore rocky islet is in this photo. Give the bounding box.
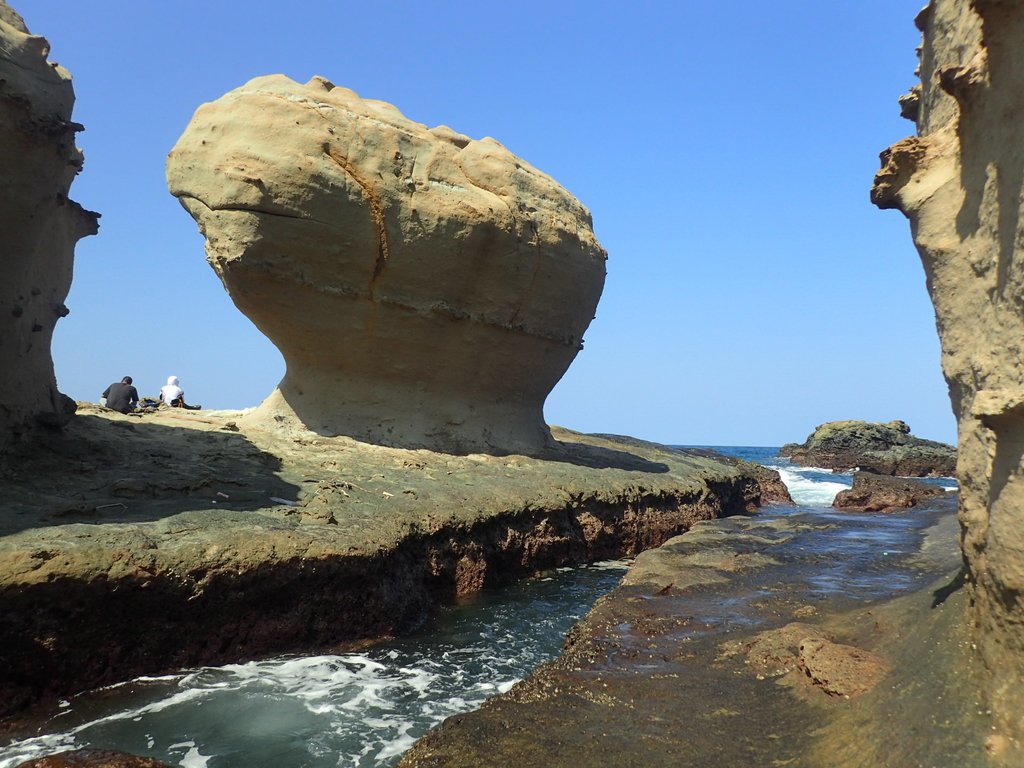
[779,419,956,477]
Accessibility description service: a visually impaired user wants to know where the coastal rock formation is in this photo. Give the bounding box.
[779,419,955,476]
[833,471,947,513]
[0,2,98,449]
[166,76,606,454]
[872,0,1024,745]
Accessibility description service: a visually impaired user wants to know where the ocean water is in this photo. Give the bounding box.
[0,448,958,768]
[0,562,631,768]
[690,446,958,506]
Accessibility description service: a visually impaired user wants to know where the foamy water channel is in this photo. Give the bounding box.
[0,561,630,768]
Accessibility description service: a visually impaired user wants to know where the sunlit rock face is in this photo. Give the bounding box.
[167,75,606,454]
[872,0,1024,740]
[0,1,97,449]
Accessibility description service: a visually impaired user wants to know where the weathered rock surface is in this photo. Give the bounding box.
[779,419,955,476]
[0,1,98,450]
[796,636,889,698]
[15,750,171,768]
[166,75,606,454]
[723,622,890,698]
[872,0,1024,746]
[0,405,760,724]
[399,499,964,767]
[833,471,948,512]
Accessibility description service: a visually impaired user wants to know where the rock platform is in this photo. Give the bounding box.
[0,405,769,726]
[399,491,990,767]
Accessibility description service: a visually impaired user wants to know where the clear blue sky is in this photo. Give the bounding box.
[21,1,954,446]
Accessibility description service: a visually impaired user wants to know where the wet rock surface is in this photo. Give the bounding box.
[779,419,955,476]
[0,405,763,725]
[833,471,948,512]
[400,494,981,767]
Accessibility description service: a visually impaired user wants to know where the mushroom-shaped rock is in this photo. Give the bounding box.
[167,75,606,454]
[0,1,98,449]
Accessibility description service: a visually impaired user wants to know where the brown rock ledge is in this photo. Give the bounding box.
[0,405,763,727]
[833,471,948,513]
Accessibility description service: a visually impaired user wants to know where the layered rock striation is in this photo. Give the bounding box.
[779,419,955,476]
[167,76,606,454]
[872,0,1024,744]
[0,1,98,449]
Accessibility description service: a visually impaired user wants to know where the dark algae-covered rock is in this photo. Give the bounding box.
[779,419,955,477]
[834,471,947,512]
[15,750,172,768]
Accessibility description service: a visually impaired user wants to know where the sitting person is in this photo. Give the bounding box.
[101,376,139,414]
[159,375,199,409]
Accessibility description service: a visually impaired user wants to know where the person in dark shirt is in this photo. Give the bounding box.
[101,376,140,414]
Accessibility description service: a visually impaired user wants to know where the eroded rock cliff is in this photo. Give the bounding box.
[873,0,1024,745]
[166,76,606,454]
[0,2,97,449]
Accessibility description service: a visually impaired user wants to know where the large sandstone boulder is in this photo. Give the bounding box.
[779,419,956,476]
[872,0,1024,742]
[0,1,98,450]
[167,75,606,454]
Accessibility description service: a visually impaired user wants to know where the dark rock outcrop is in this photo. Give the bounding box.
[833,471,948,513]
[15,749,172,768]
[779,420,955,477]
[166,75,606,455]
[0,2,98,450]
[669,445,794,505]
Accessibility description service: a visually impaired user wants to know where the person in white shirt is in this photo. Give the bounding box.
[159,375,195,408]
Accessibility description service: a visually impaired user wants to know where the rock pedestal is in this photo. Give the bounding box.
[167,76,606,454]
[873,0,1024,742]
[0,2,98,449]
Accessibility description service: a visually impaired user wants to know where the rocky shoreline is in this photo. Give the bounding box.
[0,406,774,728]
[400,492,978,768]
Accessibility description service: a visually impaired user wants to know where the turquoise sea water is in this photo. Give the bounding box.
[0,448,957,768]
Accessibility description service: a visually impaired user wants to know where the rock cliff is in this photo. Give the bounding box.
[0,2,98,450]
[779,419,955,476]
[166,76,607,454]
[872,0,1024,745]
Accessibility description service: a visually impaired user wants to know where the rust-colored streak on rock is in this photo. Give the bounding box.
[323,144,390,292]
